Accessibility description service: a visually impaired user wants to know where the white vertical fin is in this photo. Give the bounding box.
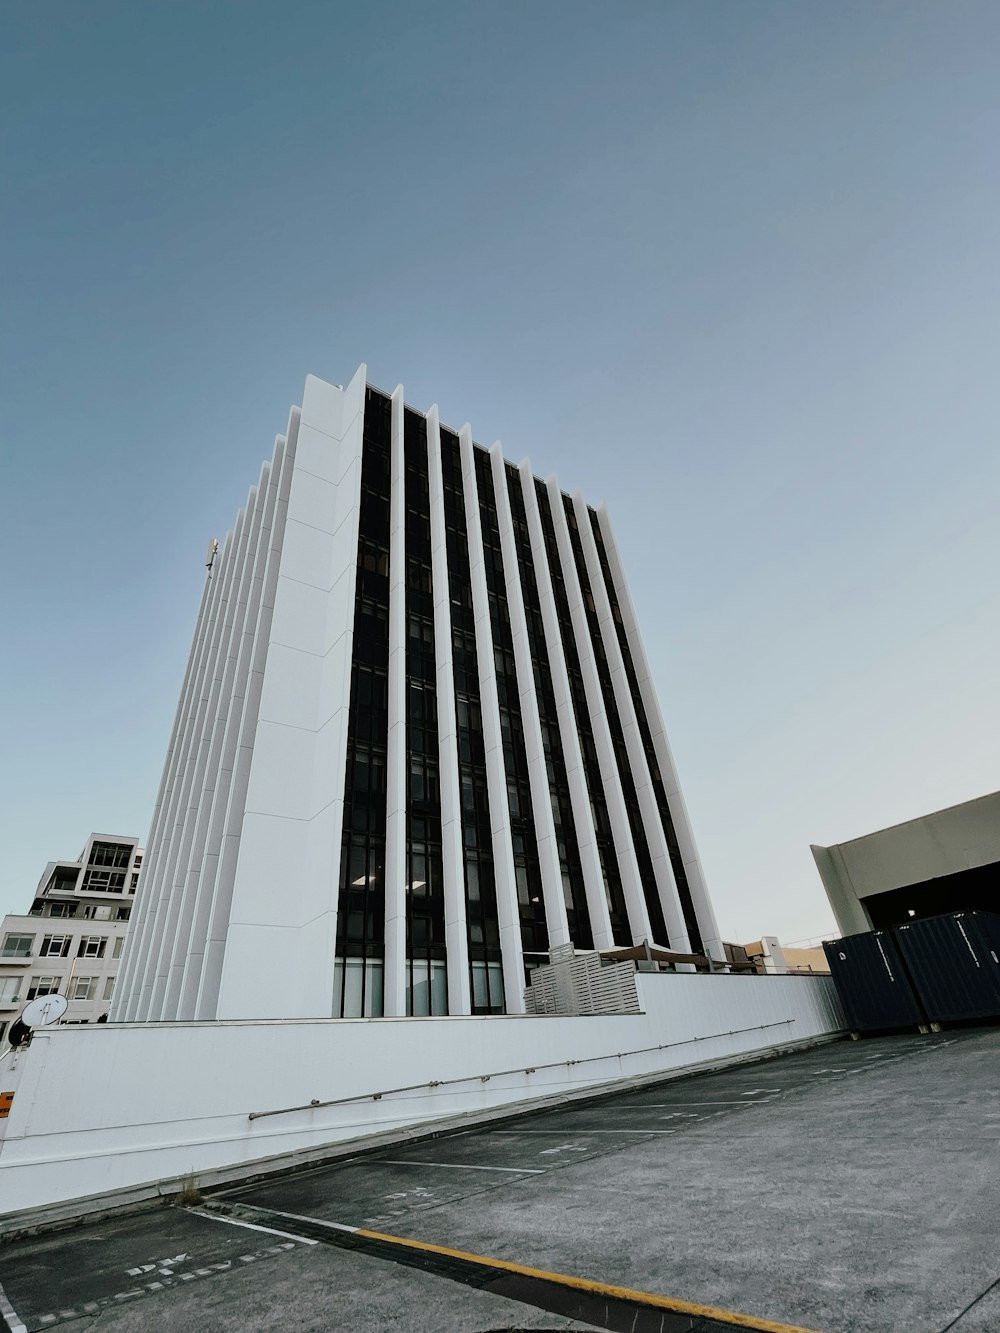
[519,463,615,950]
[427,407,471,1014]
[546,478,651,946]
[595,502,723,960]
[191,414,301,1018]
[460,429,526,1013]
[216,366,366,1018]
[489,444,570,952]
[573,493,690,955]
[130,511,247,1020]
[157,455,276,1019]
[383,386,408,1016]
[111,566,217,1020]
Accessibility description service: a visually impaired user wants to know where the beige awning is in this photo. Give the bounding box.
[599,945,711,967]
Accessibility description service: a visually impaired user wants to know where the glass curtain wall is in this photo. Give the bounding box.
[561,496,671,947]
[474,449,548,971]
[505,466,593,949]
[534,483,631,943]
[334,388,391,1016]
[403,410,448,1014]
[441,430,505,1012]
[587,511,704,952]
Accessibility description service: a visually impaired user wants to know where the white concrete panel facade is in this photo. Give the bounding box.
[219,366,367,1019]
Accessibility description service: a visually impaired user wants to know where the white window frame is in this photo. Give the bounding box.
[27,976,60,1000]
[39,935,71,958]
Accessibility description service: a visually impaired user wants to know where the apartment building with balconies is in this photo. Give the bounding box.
[0,834,141,1041]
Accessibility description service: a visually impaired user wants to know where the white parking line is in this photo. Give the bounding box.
[645,1100,764,1108]
[490,1128,678,1135]
[187,1206,319,1245]
[214,1202,359,1234]
[379,1159,544,1174]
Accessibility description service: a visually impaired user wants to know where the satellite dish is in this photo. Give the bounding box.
[20,993,69,1028]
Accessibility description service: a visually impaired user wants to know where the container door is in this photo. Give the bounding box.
[823,931,926,1032]
[895,912,1000,1023]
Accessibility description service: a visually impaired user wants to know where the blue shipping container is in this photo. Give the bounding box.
[893,911,1000,1023]
[823,930,927,1032]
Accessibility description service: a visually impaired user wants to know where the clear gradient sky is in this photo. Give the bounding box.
[2,2,998,943]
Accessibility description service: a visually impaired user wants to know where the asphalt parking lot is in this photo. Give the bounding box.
[1,1028,998,1332]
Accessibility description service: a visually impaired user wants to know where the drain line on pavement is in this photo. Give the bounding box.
[188,1200,827,1333]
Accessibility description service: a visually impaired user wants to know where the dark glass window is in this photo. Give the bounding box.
[534,482,631,944]
[403,410,448,1015]
[45,867,79,894]
[441,430,505,1012]
[334,387,392,1017]
[475,449,548,968]
[80,868,127,893]
[588,511,704,952]
[89,842,133,868]
[505,465,593,949]
[562,494,671,947]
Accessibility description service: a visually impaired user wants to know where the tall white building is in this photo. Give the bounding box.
[1,834,141,1039]
[113,366,721,1024]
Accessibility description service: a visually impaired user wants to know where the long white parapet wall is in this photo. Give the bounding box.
[0,974,844,1223]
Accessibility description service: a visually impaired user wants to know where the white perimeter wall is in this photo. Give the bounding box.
[0,974,844,1220]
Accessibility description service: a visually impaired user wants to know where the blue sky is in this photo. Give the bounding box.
[2,1,998,942]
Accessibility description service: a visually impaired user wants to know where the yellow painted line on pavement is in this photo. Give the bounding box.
[353,1224,826,1333]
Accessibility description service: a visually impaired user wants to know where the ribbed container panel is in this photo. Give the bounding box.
[894,911,1000,1023]
[822,930,927,1032]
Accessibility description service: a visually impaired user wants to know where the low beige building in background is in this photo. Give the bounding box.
[811,790,1000,937]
